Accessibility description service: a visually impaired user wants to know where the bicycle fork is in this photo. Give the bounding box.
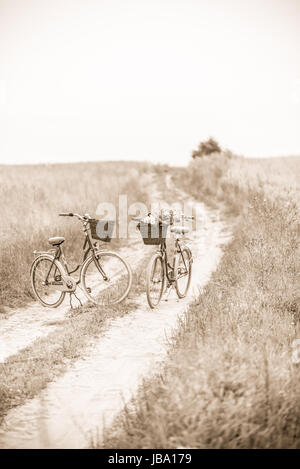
[93,252,110,282]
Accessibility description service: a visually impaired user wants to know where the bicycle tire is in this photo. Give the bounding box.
[80,251,132,305]
[174,247,192,298]
[30,254,66,308]
[146,253,165,309]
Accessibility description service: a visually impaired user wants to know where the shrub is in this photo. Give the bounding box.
[192,137,222,158]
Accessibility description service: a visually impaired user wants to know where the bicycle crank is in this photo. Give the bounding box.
[46,275,76,292]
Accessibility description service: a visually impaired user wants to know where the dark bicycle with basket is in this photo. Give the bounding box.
[30,212,132,307]
[134,210,193,308]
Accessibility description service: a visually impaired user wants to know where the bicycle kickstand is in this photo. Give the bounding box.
[69,292,83,309]
[164,283,173,302]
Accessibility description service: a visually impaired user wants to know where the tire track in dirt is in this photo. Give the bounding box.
[0,173,156,364]
[0,195,231,448]
[0,240,144,364]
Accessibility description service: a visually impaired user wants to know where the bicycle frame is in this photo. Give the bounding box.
[43,221,108,286]
[158,237,189,284]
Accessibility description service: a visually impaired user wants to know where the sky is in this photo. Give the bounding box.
[0,0,300,165]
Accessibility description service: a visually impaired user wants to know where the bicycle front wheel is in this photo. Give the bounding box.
[30,255,66,308]
[146,253,165,309]
[81,251,132,305]
[174,247,192,298]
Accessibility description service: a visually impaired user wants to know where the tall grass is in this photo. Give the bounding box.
[0,161,151,309]
[100,155,300,448]
[171,152,247,217]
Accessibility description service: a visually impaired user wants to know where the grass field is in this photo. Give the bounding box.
[100,154,300,449]
[1,154,300,448]
[0,161,150,310]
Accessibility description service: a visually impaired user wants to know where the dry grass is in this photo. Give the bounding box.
[171,152,247,217]
[100,155,300,449]
[227,156,300,202]
[0,161,150,309]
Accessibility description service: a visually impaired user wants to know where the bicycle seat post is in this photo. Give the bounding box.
[59,243,69,272]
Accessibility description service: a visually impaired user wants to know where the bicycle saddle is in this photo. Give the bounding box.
[170,226,189,234]
[48,236,65,246]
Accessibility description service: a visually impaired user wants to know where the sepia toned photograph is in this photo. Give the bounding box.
[0,0,299,455]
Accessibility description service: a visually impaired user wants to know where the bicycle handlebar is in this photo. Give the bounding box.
[59,212,92,221]
[131,213,194,222]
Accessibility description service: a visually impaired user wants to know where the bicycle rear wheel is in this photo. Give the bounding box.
[80,251,132,305]
[174,247,192,298]
[30,255,66,307]
[146,253,165,309]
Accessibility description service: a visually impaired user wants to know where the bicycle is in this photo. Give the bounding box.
[134,211,194,308]
[30,212,132,308]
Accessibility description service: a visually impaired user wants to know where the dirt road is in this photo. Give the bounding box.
[0,186,230,448]
[0,239,145,364]
[0,171,158,363]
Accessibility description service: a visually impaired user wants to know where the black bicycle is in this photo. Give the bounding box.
[30,212,132,307]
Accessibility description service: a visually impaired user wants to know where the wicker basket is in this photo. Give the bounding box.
[138,221,168,245]
[89,220,115,242]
